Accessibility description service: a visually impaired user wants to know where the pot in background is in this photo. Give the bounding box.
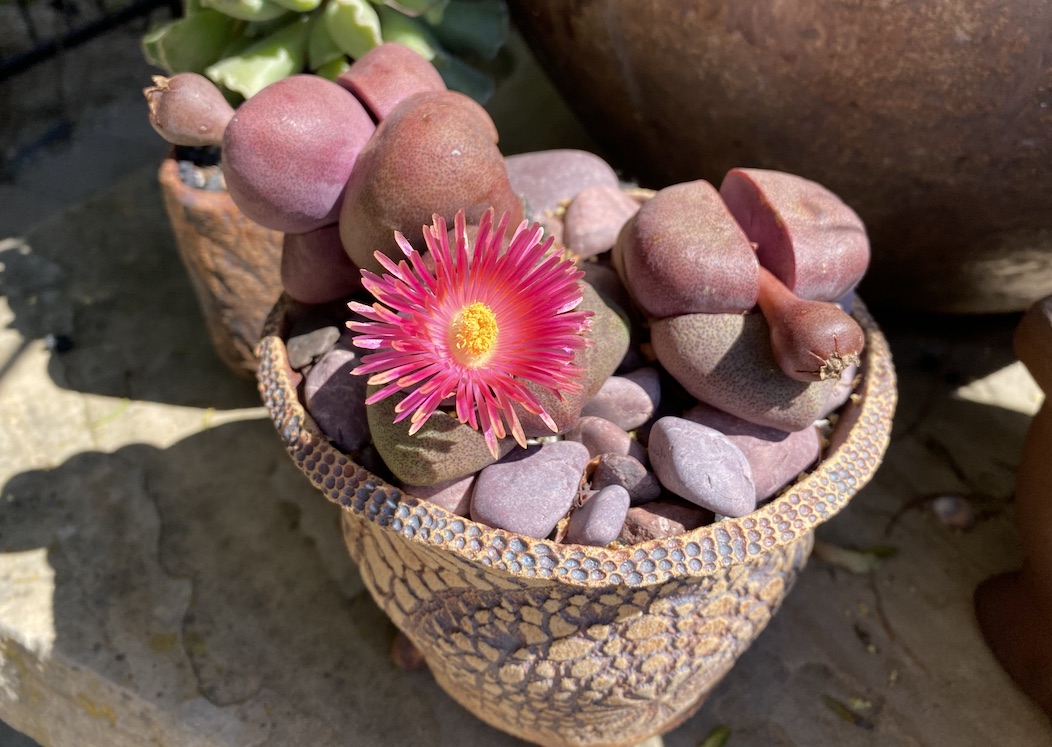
[509,1,1052,313]
[157,155,283,378]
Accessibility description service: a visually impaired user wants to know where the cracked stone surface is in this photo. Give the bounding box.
[2,23,1052,747]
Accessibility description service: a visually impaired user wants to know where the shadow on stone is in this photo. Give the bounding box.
[0,418,523,746]
[0,166,261,410]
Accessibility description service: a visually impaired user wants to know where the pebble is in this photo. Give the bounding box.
[581,367,661,431]
[404,474,475,516]
[287,323,341,369]
[505,149,620,229]
[590,453,661,505]
[683,402,821,501]
[471,441,590,538]
[564,416,647,463]
[565,485,631,546]
[563,185,641,259]
[648,416,756,517]
[931,494,976,531]
[619,499,714,544]
[304,347,371,453]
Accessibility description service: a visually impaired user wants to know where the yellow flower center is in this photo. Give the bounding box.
[451,302,498,366]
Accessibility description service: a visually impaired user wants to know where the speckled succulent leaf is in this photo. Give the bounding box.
[206,16,311,99]
[325,0,383,59]
[141,10,237,74]
[349,209,593,457]
[200,0,291,21]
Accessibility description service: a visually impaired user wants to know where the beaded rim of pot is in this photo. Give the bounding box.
[256,294,896,588]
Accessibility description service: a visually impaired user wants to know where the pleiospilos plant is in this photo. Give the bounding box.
[144,40,877,547]
[142,0,509,104]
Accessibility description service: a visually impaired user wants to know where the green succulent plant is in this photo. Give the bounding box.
[141,0,509,104]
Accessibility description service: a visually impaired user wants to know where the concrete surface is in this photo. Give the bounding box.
[2,15,1052,747]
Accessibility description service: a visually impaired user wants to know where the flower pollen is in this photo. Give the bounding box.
[452,301,498,365]
[348,208,593,458]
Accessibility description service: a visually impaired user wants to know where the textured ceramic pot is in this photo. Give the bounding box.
[509,1,1052,313]
[256,296,896,747]
[158,156,284,378]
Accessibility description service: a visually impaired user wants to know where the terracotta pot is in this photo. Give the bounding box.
[157,156,284,378]
[975,295,1052,718]
[256,294,896,746]
[508,1,1052,313]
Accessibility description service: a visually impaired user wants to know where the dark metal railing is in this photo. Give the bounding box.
[0,0,180,83]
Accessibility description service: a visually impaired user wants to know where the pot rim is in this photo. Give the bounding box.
[256,295,896,588]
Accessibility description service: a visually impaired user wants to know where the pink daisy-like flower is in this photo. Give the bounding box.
[348,208,593,457]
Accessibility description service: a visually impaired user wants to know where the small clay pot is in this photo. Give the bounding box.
[256,296,896,747]
[157,155,283,378]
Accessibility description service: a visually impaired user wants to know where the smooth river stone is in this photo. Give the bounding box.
[367,385,516,486]
[590,453,661,505]
[581,367,660,431]
[304,347,371,453]
[648,416,756,517]
[471,441,591,538]
[287,322,341,370]
[564,416,647,463]
[565,485,631,547]
[505,149,620,223]
[563,185,641,259]
[619,499,714,544]
[683,401,821,501]
[651,311,839,432]
[404,474,475,517]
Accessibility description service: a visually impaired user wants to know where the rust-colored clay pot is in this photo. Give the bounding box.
[158,156,284,378]
[256,295,896,746]
[508,1,1052,313]
[975,295,1052,718]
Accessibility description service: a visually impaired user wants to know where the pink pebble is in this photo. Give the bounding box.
[564,185,641,259]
